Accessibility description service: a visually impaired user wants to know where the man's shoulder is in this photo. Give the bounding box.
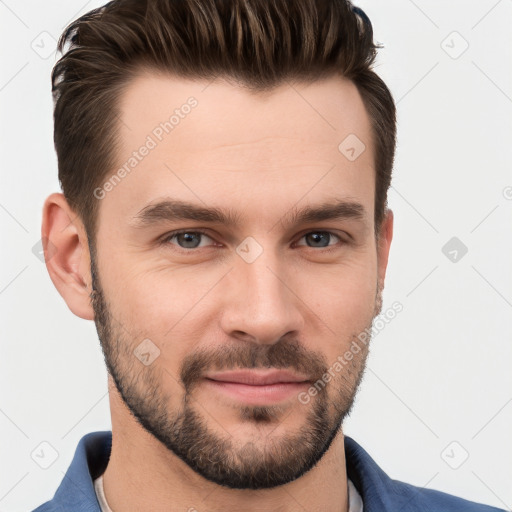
[384,476,505,511]
[30,431,112,512]
[344,435,506,512]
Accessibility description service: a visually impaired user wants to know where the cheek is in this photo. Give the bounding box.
[96,265,174,357]
[301,258,378,330]
[103,266,220,358]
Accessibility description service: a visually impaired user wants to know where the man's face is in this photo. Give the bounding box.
[89,73,389,489]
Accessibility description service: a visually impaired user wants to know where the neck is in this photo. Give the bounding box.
[102,384,349,512]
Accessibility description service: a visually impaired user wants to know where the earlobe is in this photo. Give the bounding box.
[41,192,95,320]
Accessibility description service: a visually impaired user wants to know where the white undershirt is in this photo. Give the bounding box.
[94,474,363,511]
[94,474,113,512]
[348,478,364,511]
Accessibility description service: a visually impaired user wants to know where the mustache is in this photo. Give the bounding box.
[180,338,328,391]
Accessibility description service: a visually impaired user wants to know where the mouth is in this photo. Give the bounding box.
[202,369,311,405]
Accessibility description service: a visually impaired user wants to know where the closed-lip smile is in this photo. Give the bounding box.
[201,369,312,405]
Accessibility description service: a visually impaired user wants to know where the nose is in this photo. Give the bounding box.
[219,250,305,345]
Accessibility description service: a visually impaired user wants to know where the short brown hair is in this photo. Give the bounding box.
[52,0,396,244]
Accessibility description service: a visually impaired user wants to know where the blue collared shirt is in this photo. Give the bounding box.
[32,431,505,511]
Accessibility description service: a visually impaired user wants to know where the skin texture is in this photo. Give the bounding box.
[42,73,393,512]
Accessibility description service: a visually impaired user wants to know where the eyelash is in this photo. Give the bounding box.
[159,229,347,253]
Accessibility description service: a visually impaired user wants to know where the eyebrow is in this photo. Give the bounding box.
[130,197,368,231]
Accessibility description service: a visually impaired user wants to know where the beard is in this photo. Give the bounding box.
[89,249,382,490]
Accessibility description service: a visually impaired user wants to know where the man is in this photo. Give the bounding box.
[33,0,505,510]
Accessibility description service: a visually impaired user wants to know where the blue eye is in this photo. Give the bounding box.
[296,231,341,248]
[161,230,214,249]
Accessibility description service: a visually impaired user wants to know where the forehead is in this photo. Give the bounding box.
[98,71,375,230]
[118,71,372,153]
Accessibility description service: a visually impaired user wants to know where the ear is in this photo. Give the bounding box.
[376,208,394,289]
[41,192,95,320]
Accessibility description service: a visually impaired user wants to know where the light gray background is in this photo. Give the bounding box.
[1,1,511,511]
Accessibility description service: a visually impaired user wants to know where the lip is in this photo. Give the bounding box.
[203,369,311,386]
[202,369,311,405]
